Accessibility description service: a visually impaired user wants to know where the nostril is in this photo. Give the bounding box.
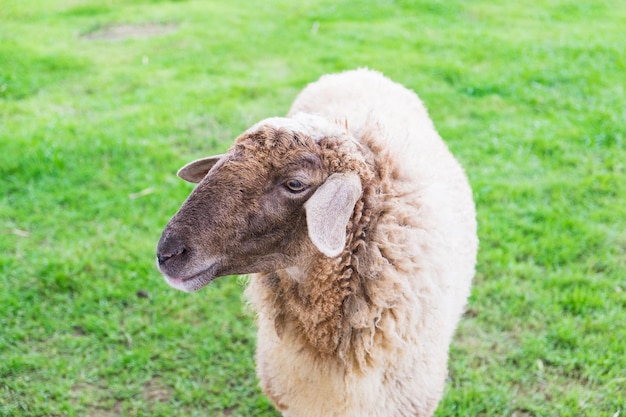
[156,246,185,267]
[157,232,188,268]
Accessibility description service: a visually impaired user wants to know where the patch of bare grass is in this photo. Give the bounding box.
[82,23,177,41]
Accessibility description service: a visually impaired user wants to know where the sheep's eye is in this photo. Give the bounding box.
[284,179,306,193]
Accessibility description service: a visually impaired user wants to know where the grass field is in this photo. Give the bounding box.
[1,0,625,416]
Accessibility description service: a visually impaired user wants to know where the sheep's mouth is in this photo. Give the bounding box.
[164,262,219,293]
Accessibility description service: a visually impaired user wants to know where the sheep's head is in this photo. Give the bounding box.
[156,117,364,292]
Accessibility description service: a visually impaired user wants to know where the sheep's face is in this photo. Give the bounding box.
[157,120,362,292]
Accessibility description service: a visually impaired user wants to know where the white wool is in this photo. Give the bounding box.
[247,114,347,143]
[245,69,478,417]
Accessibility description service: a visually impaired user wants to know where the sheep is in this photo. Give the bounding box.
[156,68,478,417]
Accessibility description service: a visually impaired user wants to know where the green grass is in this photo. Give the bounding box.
[1,0,624,416]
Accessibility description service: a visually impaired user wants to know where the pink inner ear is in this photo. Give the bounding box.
[177,155,225,183]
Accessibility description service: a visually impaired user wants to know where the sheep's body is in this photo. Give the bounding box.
[246,70,477,417]
[157,69,477,417]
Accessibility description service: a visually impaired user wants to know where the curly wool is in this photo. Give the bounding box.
[256,135,376,359]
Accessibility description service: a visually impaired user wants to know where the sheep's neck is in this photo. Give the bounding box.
[270,190,377,365]
[277,253,356,354]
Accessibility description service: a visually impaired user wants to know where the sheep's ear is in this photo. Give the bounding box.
[304,173,362,257]
[177,155,225,183]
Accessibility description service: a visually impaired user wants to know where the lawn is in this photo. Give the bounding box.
[1,0,625,416]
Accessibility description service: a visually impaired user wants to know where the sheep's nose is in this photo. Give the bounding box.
[156,238,186,267]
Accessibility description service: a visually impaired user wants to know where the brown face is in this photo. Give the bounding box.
[156,127,326,292]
